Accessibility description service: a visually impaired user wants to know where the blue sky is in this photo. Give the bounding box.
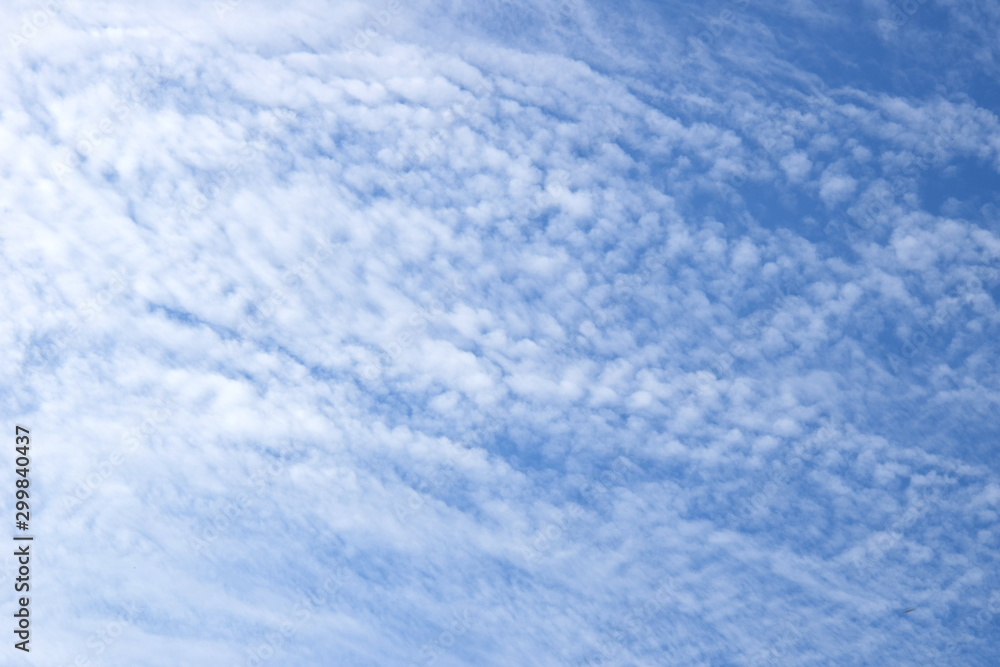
[3,0,1000,665]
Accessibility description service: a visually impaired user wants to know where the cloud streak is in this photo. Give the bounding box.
[2,0,998,665]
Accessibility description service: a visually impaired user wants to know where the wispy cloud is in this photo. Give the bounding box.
[3,0,999,665]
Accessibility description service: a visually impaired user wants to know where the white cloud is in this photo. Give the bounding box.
[819,168,858,206]
[780,149,812,182]
[3,1,1000,665]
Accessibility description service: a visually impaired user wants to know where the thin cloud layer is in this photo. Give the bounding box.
[2,0,999,665]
